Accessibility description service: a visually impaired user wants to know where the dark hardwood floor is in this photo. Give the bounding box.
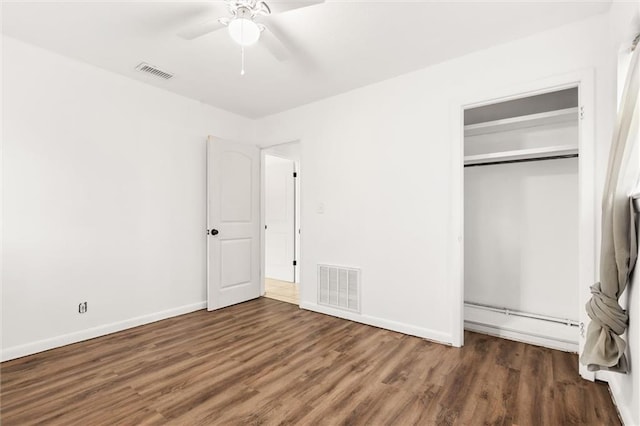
[1,298,620,425]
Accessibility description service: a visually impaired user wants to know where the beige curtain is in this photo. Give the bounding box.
[581,40,640,373]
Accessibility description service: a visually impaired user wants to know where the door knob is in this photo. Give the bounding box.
[209,229,219,236]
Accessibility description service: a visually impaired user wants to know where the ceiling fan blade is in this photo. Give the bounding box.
[260,25,293,61]
[177,19,226,40]
[256,2,271,16]
[267,0,324,15]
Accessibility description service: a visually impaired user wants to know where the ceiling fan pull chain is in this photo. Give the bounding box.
[240,17,246,76]
[241,46,246,76]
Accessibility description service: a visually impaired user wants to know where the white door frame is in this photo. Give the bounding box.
[260,141,302,304]
[449,69,596,381]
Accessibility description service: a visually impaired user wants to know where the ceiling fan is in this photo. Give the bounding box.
[177,0,323,73]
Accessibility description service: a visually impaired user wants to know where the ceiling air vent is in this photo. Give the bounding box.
[135,62,174,80]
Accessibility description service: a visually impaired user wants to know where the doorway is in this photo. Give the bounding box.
[450,70,596,381]
[463,87,580,352]
[261,142,301,305]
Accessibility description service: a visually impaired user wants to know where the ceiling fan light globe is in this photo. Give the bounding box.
[228,18,261,46]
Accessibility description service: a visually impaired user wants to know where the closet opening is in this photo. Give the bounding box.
[462,87,581,353]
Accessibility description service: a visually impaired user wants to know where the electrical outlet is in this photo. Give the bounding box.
[78,302,87,314]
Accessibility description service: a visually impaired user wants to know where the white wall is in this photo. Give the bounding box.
[255,14,614,344]
[612,213,640,426]
[264,142,300,162]
[1,36,255,360]
[464,157,579,319]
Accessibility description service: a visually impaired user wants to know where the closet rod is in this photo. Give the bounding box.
[464,301,579,327]
[464,153,578,168]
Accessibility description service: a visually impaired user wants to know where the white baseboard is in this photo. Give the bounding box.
[1,301,207,362]
[602,373,636,426]
[299,302,452,345]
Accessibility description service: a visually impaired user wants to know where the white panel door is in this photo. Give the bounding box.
[265,155,295,282]
[207,137,260,310]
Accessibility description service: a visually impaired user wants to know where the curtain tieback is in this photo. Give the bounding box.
[585,283,628,335]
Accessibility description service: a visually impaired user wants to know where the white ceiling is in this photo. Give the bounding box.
[1,1,611,118]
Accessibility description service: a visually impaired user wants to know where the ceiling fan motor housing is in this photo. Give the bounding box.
[227,0,271,18]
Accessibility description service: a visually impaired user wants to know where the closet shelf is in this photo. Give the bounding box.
[464,107,579,137]
[464,145,578,166]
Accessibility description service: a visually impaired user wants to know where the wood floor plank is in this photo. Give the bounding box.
[264,278,299,305]
[0,297,621,425]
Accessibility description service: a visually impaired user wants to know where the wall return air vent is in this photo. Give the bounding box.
[318,264,360,313]
[135,62,174,80]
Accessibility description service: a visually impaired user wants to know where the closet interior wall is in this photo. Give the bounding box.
[463,88,580,352]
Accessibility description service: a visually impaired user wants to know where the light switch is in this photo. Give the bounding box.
[316,202,325,214]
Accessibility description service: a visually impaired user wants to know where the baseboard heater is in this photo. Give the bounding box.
[464,301,579,327]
